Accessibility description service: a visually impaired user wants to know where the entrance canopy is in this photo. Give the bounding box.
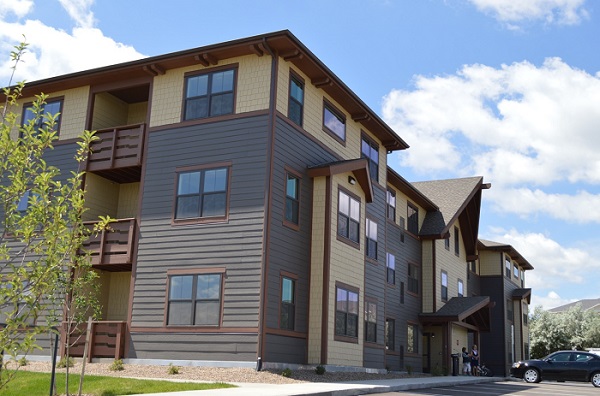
[419,296,494,332]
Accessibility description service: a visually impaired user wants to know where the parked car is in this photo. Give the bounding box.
[511,350,600,387]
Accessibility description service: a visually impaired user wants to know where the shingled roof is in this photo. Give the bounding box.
[478,239,534,270]
[412,177,489,259]
[548,298,600,313]
[419,296,493,331]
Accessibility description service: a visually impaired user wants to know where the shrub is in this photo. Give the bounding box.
[315,365,326,375]
[18,357,28,367]
[281,368,292,377]
[57,356,74,368]
[109,359,125,371]
[167,363,180,375]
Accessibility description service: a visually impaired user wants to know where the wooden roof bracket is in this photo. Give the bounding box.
[142,63,165,76]
[193,52,219,67]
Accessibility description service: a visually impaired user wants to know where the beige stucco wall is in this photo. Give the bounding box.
[326,173,366,366]
[150,55,271,127]
[450,325,469,356]
[116,182,140,218]
[92,92,129,130]
[83,173,120,220]
[276,62,387,185]
[308,177,327,364]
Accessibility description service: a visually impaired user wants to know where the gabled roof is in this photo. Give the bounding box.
[307,158,373,202]
[412,177,490,259]
[512,288,532,304]
[387,168,438,211]
[548,298,600,313]
[419,296,493,331]
[478,239,534,270]
[6,30,409,152]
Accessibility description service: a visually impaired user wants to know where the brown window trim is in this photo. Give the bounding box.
[365,215,378,263]
[407,261,420,297]
[181,64,239,122]
[364,296,378,346]
[336,186,361,249]
[283,166,302,231]
[164,267,226,327]
[322,98,346,146]
[288,69,304,127]
[406,321,420,356]
[361,132,381,185]
[279,271,298,331]
[21,96,65,137]
[171,161,232,226]
[334,281,359,342]
[441,270,448,302]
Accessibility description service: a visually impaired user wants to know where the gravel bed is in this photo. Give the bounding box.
[16,360,427,385]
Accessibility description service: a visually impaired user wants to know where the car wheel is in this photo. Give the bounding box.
[524,368,540,383]
[592,372,600,388]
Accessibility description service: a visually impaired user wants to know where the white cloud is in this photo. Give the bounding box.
[484,229,600,297]
[467,0,589,26]
[0,0,144,84]
[382,58,600,223]
[0,0,33,19]
[531,291,576,310]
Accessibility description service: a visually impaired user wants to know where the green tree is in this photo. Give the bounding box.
[0,42,108,391]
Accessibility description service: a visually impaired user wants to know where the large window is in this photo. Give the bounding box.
[338,190,360,244]
[365,219,378,260]
[335,286,359,338]
[323,102,345,141]
[386,252,395,285]
[513,263,519,279]
[184,69,235,120]
[407,202,418,235]
[288,74,304,126]
[280,276,295,330]
[505,255,512,278]
[458,279,464,297]
[21,99,63,136]
[454,226,460,256]
[167,273,222,326]
[285,172,300,226]
[175,166,229,221]
[407,323,418,354]
[361,136,379,182]
[385,318,395,351]
[408,263,419,295]
[441,271,448,301]
[386,189,396,222]
[365,300,377,343]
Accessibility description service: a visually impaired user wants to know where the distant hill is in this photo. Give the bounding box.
[548,298,600,313]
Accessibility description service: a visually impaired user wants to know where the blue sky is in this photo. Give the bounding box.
[1,0,599,310]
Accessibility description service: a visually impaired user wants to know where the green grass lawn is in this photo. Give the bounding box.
[0,370,235,396]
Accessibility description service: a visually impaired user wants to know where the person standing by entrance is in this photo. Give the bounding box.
[471,345,479,376]
[461,347,471,375]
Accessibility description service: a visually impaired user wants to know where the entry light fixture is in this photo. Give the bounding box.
[348,176,356,185]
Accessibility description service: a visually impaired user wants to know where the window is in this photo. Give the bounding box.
[469,260,477,274]
[521,270,525,287]
[454,226,460,255]
[285,172,300,226]
[386,189,396,222]
[365,219,377,260]
[386,252,395,285]
[507,299,513,321]
[288,74,304,126]
[16,190,39,214]
[407,323,418,354]
[505,256,511,278]
[513,263,519,279]
[184,69,235,120]
[441,271,448,301]
[408,263,419,295]
[444,236,450,250]
[280,277,295,330]
[167,273,222,326]
[407,202,418,235]
[385,318,395,351]
[338,190,360,244]
[335,287,358,338]
[400,282,405,304]
[361,136,379,182]
[175,167,229,220]
[22,99,63,136]
[323,102,345,141]
[365,300,377,343]
[523,303,529,326]
[458,279,464,297]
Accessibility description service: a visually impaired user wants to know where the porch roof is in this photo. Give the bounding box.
[419,296,494,331]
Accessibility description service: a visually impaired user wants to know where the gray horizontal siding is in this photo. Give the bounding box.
[132,115,270,331]
[265,334,306,364]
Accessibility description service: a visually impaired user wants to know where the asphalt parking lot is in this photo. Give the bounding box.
[375,380,600,395]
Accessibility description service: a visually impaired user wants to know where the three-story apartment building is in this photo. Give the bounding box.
[3,30,533,373]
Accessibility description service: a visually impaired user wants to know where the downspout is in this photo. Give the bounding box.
[256,38,278,369]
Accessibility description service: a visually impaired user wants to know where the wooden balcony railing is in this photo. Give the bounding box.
[87,124,145,172]
[61,321,126,361]
[82,218,136,270]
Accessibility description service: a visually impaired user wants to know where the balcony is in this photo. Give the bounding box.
[87,124,146,183]
[82,218,136,271]
[61,321,126,361]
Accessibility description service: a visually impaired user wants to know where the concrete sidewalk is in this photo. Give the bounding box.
[129,375,500,396]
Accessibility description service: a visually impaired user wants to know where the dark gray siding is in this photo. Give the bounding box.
[480,274,507,376]
[263,117,338,363]
[130,115,269,360]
